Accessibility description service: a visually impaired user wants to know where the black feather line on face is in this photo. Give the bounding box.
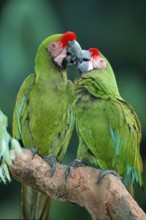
[47,42,63,59]
[45,47,64,71]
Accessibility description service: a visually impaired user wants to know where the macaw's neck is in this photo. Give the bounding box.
[34,46,67,82]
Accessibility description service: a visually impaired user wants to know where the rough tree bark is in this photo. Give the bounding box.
[10,149,146,220]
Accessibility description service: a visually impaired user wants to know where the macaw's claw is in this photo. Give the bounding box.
[65,158,86,181]
[29,146,39,159]
[97,169,122,185]
[43,155,57,177]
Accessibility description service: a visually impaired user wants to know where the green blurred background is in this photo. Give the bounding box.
[0,0,146,219]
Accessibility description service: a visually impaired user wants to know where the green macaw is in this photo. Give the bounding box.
[12,32,82,220]
[0,109,22,183]
[72,47,143,192]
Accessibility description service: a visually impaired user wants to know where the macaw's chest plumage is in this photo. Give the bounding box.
[21,76,70,157]
[74,72,143,187]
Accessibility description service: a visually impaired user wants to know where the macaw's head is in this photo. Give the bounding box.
[35,31,82,72]
[78,48,106,74]
[47,31,82,68]
[89,48,106,69]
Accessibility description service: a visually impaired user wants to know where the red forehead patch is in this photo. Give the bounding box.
[60,31,77,47]
[89,48,100,57]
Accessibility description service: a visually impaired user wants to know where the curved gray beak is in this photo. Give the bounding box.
[66,40,83,63]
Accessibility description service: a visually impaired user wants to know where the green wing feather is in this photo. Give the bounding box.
[12,74,34,141]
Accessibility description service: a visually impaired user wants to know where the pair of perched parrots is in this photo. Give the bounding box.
[4,31,142,219]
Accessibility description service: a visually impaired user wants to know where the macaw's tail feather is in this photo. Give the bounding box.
[128,183,134,198]
[21,184,51,220]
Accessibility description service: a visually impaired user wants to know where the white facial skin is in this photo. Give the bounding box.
[54,48,67,67]
[78,55,107,73]
[92,55,106,69]
[48,41,67,67]
[48,41,63,58]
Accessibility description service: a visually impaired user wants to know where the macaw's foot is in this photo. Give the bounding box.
[43,155,57,177]
[65,158,86,181]
[29,146,39,159]
[97,169,122,185]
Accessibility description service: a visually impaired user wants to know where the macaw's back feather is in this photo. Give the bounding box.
[74,50,143,192]
[12,32,78,219]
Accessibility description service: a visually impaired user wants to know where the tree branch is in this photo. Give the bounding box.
[10,149,146,220]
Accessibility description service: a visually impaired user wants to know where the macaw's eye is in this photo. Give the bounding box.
[48,42,56,50]
[48,43,56,49]
[47,42,57,54]
[51,43,56,48]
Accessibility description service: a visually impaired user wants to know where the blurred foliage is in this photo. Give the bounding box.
[0,0,146,219]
